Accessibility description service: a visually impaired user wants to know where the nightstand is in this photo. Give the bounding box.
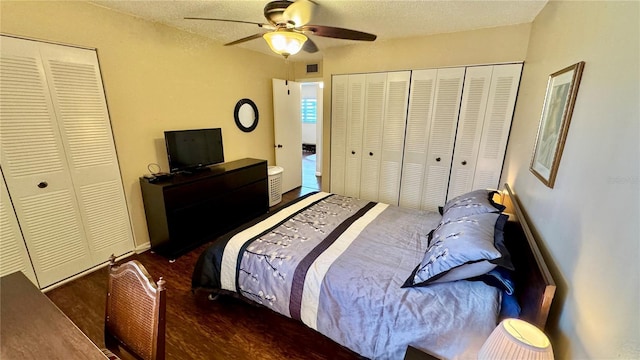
[404,345,442,360]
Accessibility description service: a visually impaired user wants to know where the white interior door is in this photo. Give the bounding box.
[273,79,302,193]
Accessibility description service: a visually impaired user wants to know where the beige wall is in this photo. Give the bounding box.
[319,23,532,190]
[0,1,286,249]
[502,1,639,359]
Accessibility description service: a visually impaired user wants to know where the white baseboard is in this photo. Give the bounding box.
[135,242,151,254]
[42,251,135,292]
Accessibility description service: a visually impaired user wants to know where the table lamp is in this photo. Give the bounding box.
[478,318,554,360]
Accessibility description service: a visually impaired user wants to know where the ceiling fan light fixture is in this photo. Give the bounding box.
[263,30,307,58]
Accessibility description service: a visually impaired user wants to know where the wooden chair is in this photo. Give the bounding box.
[104,255,166,360]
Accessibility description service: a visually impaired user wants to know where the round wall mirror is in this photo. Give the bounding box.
[234,98,259,132]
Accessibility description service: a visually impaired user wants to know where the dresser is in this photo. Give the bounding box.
[140,158,269,259]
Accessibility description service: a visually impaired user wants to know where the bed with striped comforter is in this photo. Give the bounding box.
[191,192,499,359]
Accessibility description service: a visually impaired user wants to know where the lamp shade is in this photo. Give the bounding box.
[263,30,307,58]
[478,318,554,360]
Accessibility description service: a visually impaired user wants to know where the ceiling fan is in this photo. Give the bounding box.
[185,0,377,58]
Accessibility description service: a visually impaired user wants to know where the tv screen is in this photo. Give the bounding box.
[164,128,224,173]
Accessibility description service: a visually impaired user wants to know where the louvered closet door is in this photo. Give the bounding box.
[420,68,466,211]
[330,75,348,194]
[359,73,387,202]
[0,168,39,286]
[377,71,411,205]
[399,69,438,209]
[447,66,493,200]
[472,63,523,190]
[343,74,366,198]
[39,42,134,263]
[0,36,94,287]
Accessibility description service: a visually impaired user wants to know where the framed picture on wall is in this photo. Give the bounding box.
[530,61,585,188]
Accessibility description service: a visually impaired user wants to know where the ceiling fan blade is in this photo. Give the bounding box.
[224,33,264,46]
[302,37,318,53]
[283,0,316,27]
[184,17,270,28]
[301,25,376,41]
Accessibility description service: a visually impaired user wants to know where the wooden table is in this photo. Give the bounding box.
[0,271,107,359]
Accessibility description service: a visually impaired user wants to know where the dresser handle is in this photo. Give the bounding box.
[369,152,373,156]
[351,151,356,155]
[462,161,467,165]
[37,181,48,189]
[436,157,441,162]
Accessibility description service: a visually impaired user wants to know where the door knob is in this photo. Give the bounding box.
[276,144,283,148]
[37,181,48,189]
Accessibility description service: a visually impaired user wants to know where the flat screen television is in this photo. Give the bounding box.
[164,128,224,173]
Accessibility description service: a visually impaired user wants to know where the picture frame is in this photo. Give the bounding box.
[530,61,585,188]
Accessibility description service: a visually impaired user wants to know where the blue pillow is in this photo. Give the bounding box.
[470,267,521,319]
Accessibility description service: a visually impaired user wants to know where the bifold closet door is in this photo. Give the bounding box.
[343,74,366,198]
[359,73,388,201]
[398,69,438,209]
[447,66,493,199]
[472,63,523,190]
[399,67,466,211]
[329,74,366,197]
[0,169,39,286]
[447,63,523,200]
[330,75,348,194]
[0,36,133,287]
[377,71,411,205]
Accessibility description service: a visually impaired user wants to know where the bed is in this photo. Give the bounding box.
[191,183,555,359]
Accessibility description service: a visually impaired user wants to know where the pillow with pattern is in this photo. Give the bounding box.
[442,189,505,221]
[402,212,508,287]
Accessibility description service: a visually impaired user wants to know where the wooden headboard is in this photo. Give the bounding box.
[501,183,556,330]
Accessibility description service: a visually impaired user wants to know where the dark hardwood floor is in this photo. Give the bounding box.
[45,187,361,360]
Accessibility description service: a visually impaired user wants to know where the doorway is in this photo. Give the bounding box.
[300,81,323,191]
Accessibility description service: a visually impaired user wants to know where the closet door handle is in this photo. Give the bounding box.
[436,157,441,162]
[461,161,467,165]
[351,151,356,155]
[369,152,373,156]
[37,181,48,189]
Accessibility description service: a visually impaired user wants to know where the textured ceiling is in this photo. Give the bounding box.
[91,0,548,61]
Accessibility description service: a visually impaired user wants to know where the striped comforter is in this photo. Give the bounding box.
[192,192,499,360]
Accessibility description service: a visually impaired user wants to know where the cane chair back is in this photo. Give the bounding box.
[104,255,166,360]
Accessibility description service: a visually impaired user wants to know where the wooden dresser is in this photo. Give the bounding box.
[140,158,269,259]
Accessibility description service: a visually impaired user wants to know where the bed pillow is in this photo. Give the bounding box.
[441,189,505,221]
[470,267,521,319]
[402,212,508,288]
